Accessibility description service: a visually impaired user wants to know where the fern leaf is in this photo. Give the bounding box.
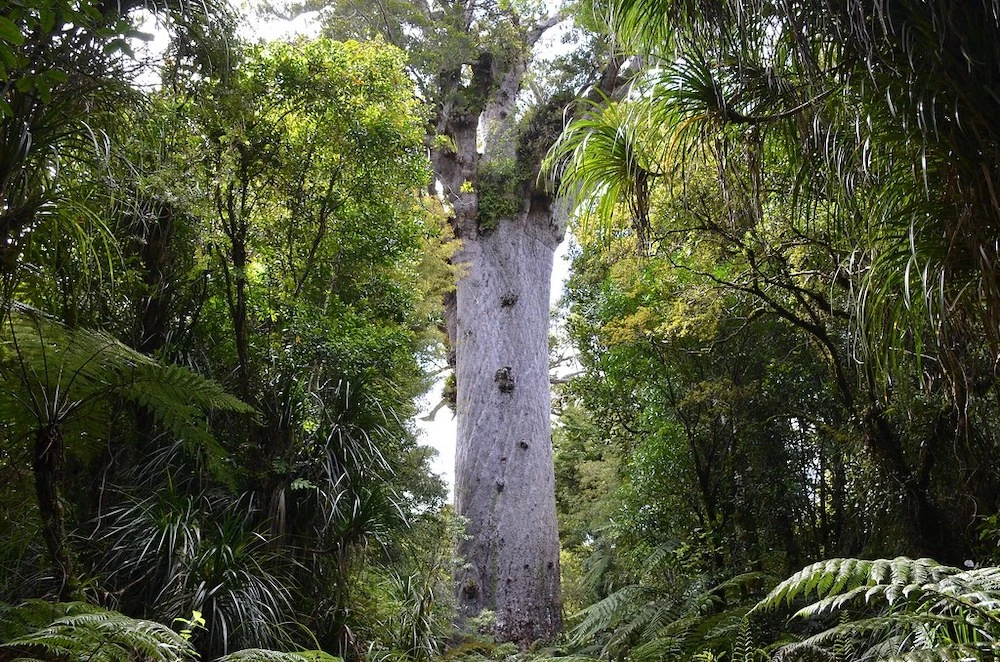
[214,649,342,662]
[1,603,196,661]
[1,306,251,480]
[883,643,990,660]
[0,600,101,642]
[629,633,685,661]
[569,584,646,644]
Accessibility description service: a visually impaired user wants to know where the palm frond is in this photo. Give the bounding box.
[546,97,659,246]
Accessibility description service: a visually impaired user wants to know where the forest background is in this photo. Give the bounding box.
[4,0,1000,660]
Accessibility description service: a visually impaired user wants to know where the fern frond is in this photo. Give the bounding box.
[0,603,196,661]
[883,644,998,660]
[629,632,686,661]
[0,600,100,642]
[0,305,252,477]
[569,584,646,644]
[730,617,768,662]
[640,542,677,576]
[760,557,1000,660]
[214,649,342,662]
[753,557,961,615]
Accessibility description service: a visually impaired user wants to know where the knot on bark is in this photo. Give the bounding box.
[495,366,515,393]
[500,291,518,307]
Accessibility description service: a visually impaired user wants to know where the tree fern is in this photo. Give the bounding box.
[0,600,97,642]
[728,617,768,662]
[0,601,196,661]
[0,304,252,597]
[753,557,1000,660]
[214,649,341,662]
[1,304,252,452]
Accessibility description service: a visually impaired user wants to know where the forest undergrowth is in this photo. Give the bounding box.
[4,0,1000,659]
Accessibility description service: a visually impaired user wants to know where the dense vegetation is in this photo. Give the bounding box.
[0,2,453,659]
[548,0,1000,658]
[4,0,1000,660]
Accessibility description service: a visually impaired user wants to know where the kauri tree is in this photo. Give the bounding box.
[283,0,619,642]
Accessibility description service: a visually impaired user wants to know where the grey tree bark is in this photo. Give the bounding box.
[449,193,564,643]
[431,17,566,643]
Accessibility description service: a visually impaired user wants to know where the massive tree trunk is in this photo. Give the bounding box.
[432,19,566,643]
[451,205,564,643]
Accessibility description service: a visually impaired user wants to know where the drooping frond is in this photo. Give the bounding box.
[0,600,98,642]
[753,557,1000,659]
[214,649,342,662]
[546,96,660,246]
[567,560,774,661]
[0,601,196,661]
[0,304,252,473]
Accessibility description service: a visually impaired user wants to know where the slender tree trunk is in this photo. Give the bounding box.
[33,424,79,601]
[452,209,563,643]
[134,204,177,449]
[137,204,176,357]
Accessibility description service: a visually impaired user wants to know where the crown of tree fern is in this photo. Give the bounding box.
[0,304,252,467]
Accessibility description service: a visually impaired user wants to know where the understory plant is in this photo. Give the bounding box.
[0,599,343,662]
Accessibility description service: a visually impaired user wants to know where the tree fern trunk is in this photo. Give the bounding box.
[33,423,79,601]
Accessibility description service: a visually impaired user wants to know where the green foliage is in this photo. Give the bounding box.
[0,601,349,662]
[0,305,251,474]
[559,0,1000,411]
[0,7,450,658]
[550,0,1000,607]
[476,159,525,232]
[752,557,1000,660]
[546,97,658,243]
[556,538,775,662]
[0,601,197,661]
[91,489,302,655]
[216,649,342,662]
